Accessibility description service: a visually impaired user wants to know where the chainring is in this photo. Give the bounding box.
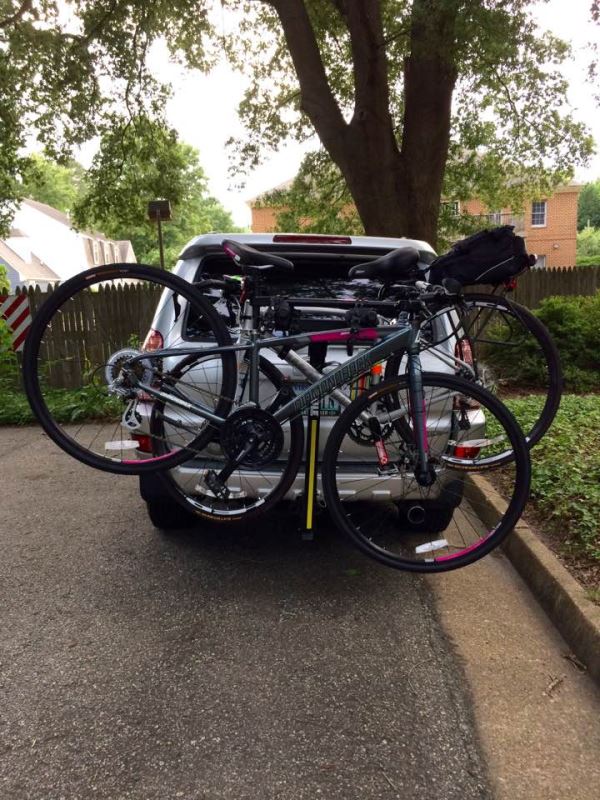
[348,401,397,446]
[220,407,284,467]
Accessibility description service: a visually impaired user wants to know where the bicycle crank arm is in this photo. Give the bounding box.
[202,435,259,499]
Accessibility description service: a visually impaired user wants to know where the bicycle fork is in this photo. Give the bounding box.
[407,345,435,487]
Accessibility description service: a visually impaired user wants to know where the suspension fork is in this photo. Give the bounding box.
[406,342,434,487]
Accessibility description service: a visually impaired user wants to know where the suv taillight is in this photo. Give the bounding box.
[453,444,480,459]
[143,329,164,351]
[139,329,163,401]
[131,433,153,453]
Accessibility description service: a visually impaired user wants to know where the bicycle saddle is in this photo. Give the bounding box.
[348,247,420,282]
[222,239,294,274]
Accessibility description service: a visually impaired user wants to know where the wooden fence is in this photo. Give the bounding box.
[14,282,162,389]
[7,265,600,390]
[467,265,600,307]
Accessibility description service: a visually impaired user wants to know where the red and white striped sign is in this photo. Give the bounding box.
[0,293,31,352]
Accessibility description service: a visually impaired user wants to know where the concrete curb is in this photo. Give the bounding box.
[465,474,600,686]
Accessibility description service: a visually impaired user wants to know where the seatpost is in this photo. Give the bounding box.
[237,275,262,405]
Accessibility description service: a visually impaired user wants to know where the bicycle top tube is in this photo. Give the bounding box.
[127,321,415,365]
[123,321,416,429]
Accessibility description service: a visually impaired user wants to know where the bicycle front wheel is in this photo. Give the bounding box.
[322,373,530,572]
[22,264,237,474]
[385,293,562,466]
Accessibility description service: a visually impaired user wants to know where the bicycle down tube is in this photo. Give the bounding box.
[129,322,418,425]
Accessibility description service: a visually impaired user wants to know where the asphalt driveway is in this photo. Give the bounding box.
[0,426,491,799]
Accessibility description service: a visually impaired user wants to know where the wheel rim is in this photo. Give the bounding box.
[154,356,304,519]
[323,374,530,571]
[23,265,235,473]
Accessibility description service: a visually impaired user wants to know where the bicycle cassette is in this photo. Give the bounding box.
[105,348,154,395]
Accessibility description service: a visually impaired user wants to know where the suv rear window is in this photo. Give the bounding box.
[185,248,436,338]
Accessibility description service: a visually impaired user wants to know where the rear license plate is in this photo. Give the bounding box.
[292,373,374,416]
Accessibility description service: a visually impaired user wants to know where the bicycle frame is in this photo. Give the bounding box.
[129,320,432,481]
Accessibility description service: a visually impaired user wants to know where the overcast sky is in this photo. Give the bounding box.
[83,0,600,227]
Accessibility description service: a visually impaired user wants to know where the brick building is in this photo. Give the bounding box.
[249,181,582,267]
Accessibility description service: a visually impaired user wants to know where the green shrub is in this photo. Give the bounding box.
[505,395,600,563]
[0,318,19,390]
[575,255,600,267]
[534,292,600,392]
[576,226,600,260]
[0,263,9,293]
[481,291,600,392]
[0,384,123,425]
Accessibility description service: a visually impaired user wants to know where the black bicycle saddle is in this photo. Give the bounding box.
[222,239,294,274]
[348,247,420,282]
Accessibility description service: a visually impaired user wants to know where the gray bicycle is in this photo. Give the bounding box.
[23,242,531,571]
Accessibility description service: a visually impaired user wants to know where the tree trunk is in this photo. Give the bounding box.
[270,0,459,249]
[398,0,459,247]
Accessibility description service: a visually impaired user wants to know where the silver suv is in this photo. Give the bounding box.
[136,233,473,530]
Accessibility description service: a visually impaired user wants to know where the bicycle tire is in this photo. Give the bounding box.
[384,292,561,465]
[322,372,531,572]
[152,354,305,522]
[22,263,237,474]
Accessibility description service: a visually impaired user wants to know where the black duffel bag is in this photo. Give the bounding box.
[428,225,533,286]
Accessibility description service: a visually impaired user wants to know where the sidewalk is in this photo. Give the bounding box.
[430,549,600,800]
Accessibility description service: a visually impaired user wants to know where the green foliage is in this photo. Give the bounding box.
[0,1,595,241]
[20,154,87,213]
[0,262,9,292]
[487,292,600,392]
[262,151,363,235]
[505,395,600,563]
[575,255,600,267]
[576,227,600,265]
[0,317,14,360]
[72,127,241,265]
[0,386,122,426]
[536,293,600,391]
[577,180,600,230]
[0,0,216,236]
[0,317,19,395]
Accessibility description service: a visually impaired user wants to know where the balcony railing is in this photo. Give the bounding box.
[477,213,525,234]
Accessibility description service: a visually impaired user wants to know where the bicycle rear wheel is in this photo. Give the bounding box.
[22,264,237,474]
[322,373,530,572]
[151,354,305,522]
[385,293,561,466]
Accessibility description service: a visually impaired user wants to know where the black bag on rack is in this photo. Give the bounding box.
[428,225,533,286]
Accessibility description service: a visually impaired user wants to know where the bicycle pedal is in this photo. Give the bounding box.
[377,464,399,476]
[202,469,230,499]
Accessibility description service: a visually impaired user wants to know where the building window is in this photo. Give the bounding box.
[531,200,547,227]
[533,254,546,268]
[103,242,112,264]
[92,240,101,265]
[442,201,460,216]
[488,211,502,225]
